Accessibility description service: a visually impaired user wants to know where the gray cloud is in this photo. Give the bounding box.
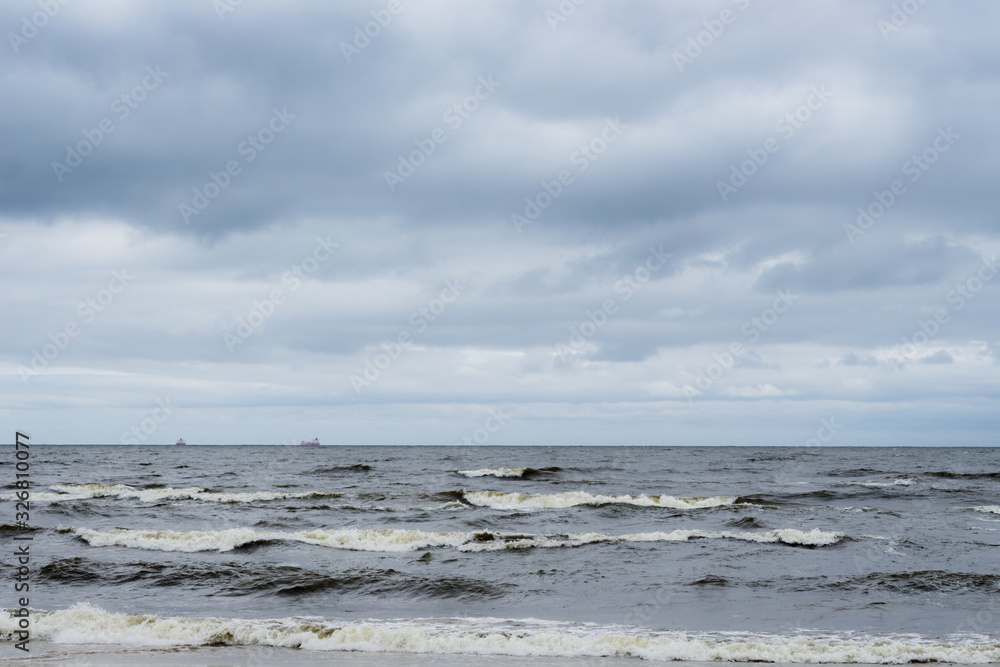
[2,0,998,444]
[920,350,954,364]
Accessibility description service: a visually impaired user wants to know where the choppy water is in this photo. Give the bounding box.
[2,446,999,663]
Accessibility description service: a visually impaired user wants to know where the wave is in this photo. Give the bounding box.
[3,604,997,663]
[727,516,766,528]
[974,505,1000,514]
[38,558,511,600]
[305,464,372,476]
[826,467,892,477]
[57,525,843,553]
[457,467,529,478]
[0,523,42,536]
[455,466,560,479]
[845,478,915,488]
[460,490,738,510]
[853,570,1000,594]
[925,471,1000,479]
[0,483,341,504]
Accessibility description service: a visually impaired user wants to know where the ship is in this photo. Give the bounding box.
[175,438,186,446]
[300,438,320,446]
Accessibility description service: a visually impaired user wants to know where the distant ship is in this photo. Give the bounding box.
[300,438,320,446]
[175,438,186,446]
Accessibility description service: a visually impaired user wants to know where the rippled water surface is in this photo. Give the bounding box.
[2,445,999,662]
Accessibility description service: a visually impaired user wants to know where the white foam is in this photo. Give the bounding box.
[464,528,844,550]
[0,483,337,504]
[974,505,1000,514]
[461,490,737,510]
[3,604,998,663]
[620,528,843,547]
[457,467,529,478]
[461,527,844,550]
[59,526,471,553]
[59,525,843,553]
[850,478,915,488]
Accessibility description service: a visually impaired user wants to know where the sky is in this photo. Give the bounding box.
[1,0,998,446]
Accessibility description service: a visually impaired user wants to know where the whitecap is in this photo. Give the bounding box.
[58,525,844,553]
[0,483,338,504]
[461,490,737,510]
[3,604,997,663]
[456,467,529,478]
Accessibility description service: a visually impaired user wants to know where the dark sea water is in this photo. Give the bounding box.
[2,445,999,663]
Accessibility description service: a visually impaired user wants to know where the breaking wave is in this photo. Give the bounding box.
[460,490,738,510]
[57,525,844,553]
[3,604,998,663]
[974,505,1000,514]
[1,483,340,504]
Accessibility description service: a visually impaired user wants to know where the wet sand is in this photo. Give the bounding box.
[4,643,981,666]
[5,643,639,665]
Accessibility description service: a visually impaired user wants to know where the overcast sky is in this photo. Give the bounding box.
[2,0,998,445]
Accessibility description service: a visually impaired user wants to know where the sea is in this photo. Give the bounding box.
[2,445,999,665]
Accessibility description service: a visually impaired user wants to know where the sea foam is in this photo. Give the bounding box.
[2,604,998,663]
[58,525,844,553]
[457,467,530,478]
[461,489,737,510]
[0,483,338,504]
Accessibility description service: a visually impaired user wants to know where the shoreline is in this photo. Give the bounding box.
[4,643,980,667]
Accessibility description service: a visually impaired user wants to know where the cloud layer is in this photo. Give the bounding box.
[2,0,998,445]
